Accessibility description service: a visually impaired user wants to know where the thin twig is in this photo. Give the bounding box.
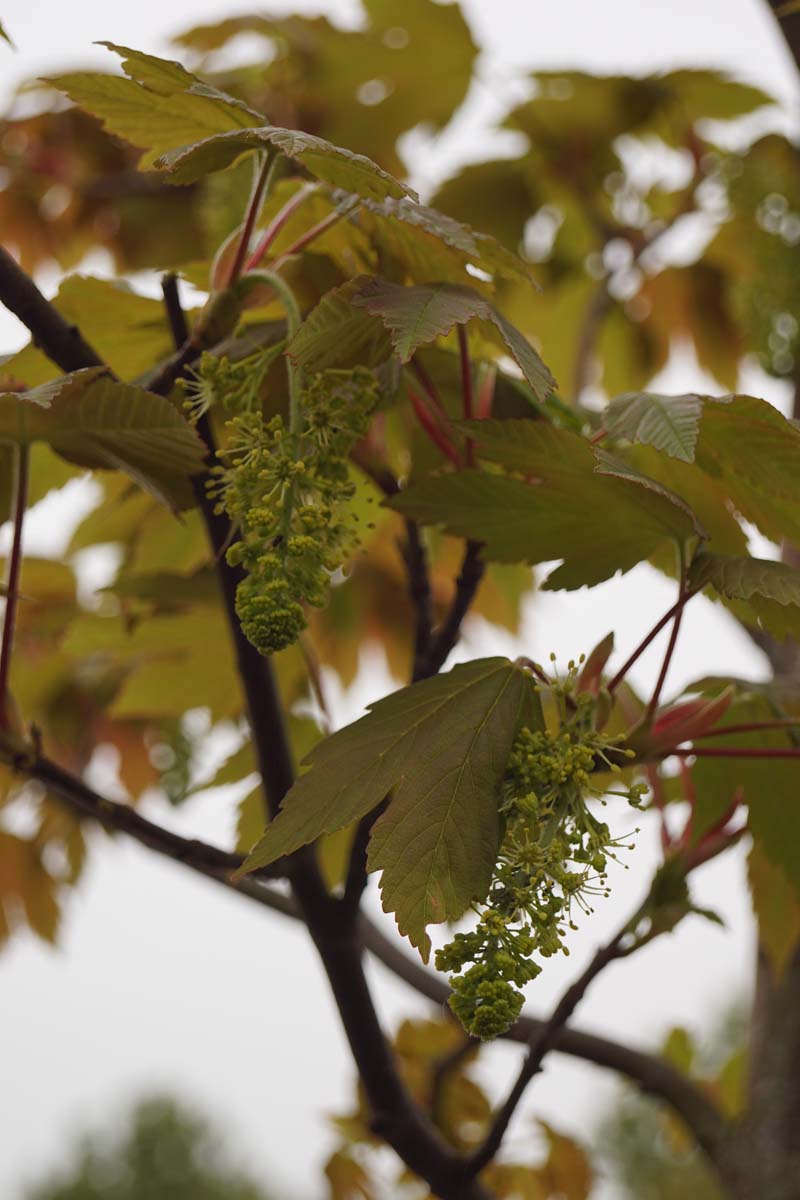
[341,799,388,916]
[419,541,486,680]
[409,386,461,465]
[607,589,698,695]
[161,273,189,346]
[0,246,104,373]
[403,520,434,678]
[245,181,319,272]
[269,204,355,269]
[466,919,634,1175]
[227,154,276,286]
[15,751,285,880]
[692,720,800,740]
[668,746,800,760]
[411,357,449,419]
[458,325,475,466]
[645,564,688,721]
[0,444,29,729]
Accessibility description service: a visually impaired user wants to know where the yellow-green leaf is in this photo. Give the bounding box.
[48,43,259,169]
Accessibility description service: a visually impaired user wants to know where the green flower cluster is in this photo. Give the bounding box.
[437,677,645,1040]
[183,344,285,419]
[214,367,378,654]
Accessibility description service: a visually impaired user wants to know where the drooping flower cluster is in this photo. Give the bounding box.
[183,344,286,420]
[210,366,379,654]
[436,667,646,1040]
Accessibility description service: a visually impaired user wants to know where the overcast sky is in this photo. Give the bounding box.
[1,3,798,1198]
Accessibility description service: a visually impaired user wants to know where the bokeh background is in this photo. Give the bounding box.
[1,2,798,1197]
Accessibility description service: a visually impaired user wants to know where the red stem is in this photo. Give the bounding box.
[607,588,697,695]
[408,387,461,466]
[227,155,274,287]
[411,357,448,419]
[244,182,318,273]
[645,576,688,721]
[692,720,800,740]
[475,365,496,419]
[0,443,29,730]
[457,325,475,466]
[269,207,352,270]
[668,746,800,760]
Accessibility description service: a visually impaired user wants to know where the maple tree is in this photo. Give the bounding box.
[2,2,800,1197]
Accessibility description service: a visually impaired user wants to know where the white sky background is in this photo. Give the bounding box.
[1,2,799,1198]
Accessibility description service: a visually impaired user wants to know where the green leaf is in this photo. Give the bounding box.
[391,419,702,588]
[693,554,764,606]
[155,127,416,203]
[689,551,800,640]
[357,196,533,284]
[287,278,394,372]
[47,43,259,168]
[695,394,800,546]
[692,694,800,898]
[239,658,539,958]
[0,21,14,48]
[173,0,478,179]
[621,445,748,559]
[350,279,556,401]
[0,368,205,511]
[604,392,705,463]
[605,392,800,549]
[660,69,774,122]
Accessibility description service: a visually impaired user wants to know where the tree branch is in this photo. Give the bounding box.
[18,750,281,880]
[767,0,800,76]
[357,916,726,1164]
[0,443,28,729]
[161,272,189,347]
[419,540,485,679]
[0,245,104,372]
[403,520,434,679]
[467,918,635,1176]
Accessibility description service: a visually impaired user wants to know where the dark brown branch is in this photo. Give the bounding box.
[767,0,800,76]
[341,798,387,916]
[19,750,282,881]
[357,917,727,1166]
[467,920,634,1176]
[0,245,104,373]
[403,520,435,679]
[419,540,486,679]
[161,273,189,347]
[0,444,28,729]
